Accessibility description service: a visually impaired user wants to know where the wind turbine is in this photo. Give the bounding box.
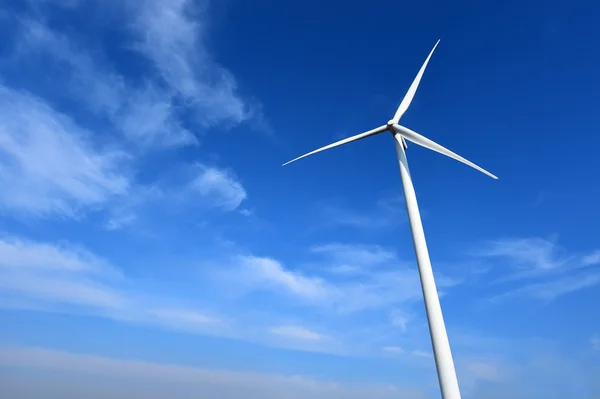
[282,40,497,399]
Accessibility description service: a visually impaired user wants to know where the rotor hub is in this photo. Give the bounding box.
[386,120,395,128]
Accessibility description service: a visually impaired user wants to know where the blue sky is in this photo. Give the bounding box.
[0,0,599,398]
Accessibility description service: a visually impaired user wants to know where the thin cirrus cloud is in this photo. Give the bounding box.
[0,85,129,217]
[192,165,248,212]
[228,249,458,315]
[269,325,327,341]
[311,243,397,276]
[382,346,404,354]
[14,0,263,144]
[0,236,127,310]
[1,1,257,221]
[470,237,600,302]
[0,346,426,399]
[130,0,258,128]
[13,18,196,148]
[0,234,422,356]
[0,235,237,343]
[0,236,120,276]
[314,195,405,231]
[591,334,600,351]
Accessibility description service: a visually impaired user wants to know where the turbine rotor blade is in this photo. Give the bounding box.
[283,125,388,166]
[392,40,440,124]
[393,124,498,179]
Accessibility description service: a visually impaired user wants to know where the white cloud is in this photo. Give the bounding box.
[0,236,125,308]
[131,0,256,128]
[472,238,600,301]
[192,164,247,211]
[105,212,137,231]
[149,309,221,331]
[238,256,329,300]
[12,0,267,147]
[230,250,458,315]
[411,350,432,358]
[462,360,503,382]
[118,84,197,147]
[582,250,600,266]
[0,346,427,399]
[239,208,253,216]
[312,243,396,275]
[15,19,197,148]
[0,273,124,309]
[389,308,414,332]
[315,195,405,231]
[0,86,129,216]
[0,237,228,334]
[591,334,600,351]
[382,346,404,354]
[270,326,326,341]
[16,19,125,115]
[0,237,118,275]
[2,1,262,225]
[0,235,345,355]
[490,272,600,302]
[473,237,572,275]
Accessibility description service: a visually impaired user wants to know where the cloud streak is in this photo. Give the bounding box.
[270,325,327,341]
[0,85,129,217]
[471,237,600,302]
[229,247,458,315]
[131,0,258,128]
[192,164,248,211]
[0,346,427,399]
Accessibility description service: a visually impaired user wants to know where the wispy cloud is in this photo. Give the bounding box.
[0,235,348,355]
[314,195,405,231]
[411,350,432,358]
[1,1,262,226]
[0,236,126,308]
[490,273,600,302]
[0,235,218,333]
[227,248,458,314]
[591,334,600,351]
[270,325,327,341]
[472,237,573,278]
[236,256,330,301]
[0,273,125,309]
[461,359,503,382]
[131,0,259,129]
[148,308,222,333]
[311,243,396,276]
[192,164,248,211]
[13,18,197,148]
[0,85,129,217]
[471,237,600,302]
[388,308,415,333]
[582,250,600,266]
[0,236,118,275]
[382,346,404,354]
[0,346,426,399]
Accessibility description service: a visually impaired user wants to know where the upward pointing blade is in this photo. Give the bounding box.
[392,40,440,124]
[283,125,388,166]
[393,124,498,179]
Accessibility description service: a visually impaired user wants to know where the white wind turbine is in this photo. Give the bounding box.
[283,40,497,399]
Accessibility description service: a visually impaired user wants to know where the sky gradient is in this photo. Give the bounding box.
[1,0,599,398]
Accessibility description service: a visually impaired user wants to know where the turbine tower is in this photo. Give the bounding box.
[282,40,497,399]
